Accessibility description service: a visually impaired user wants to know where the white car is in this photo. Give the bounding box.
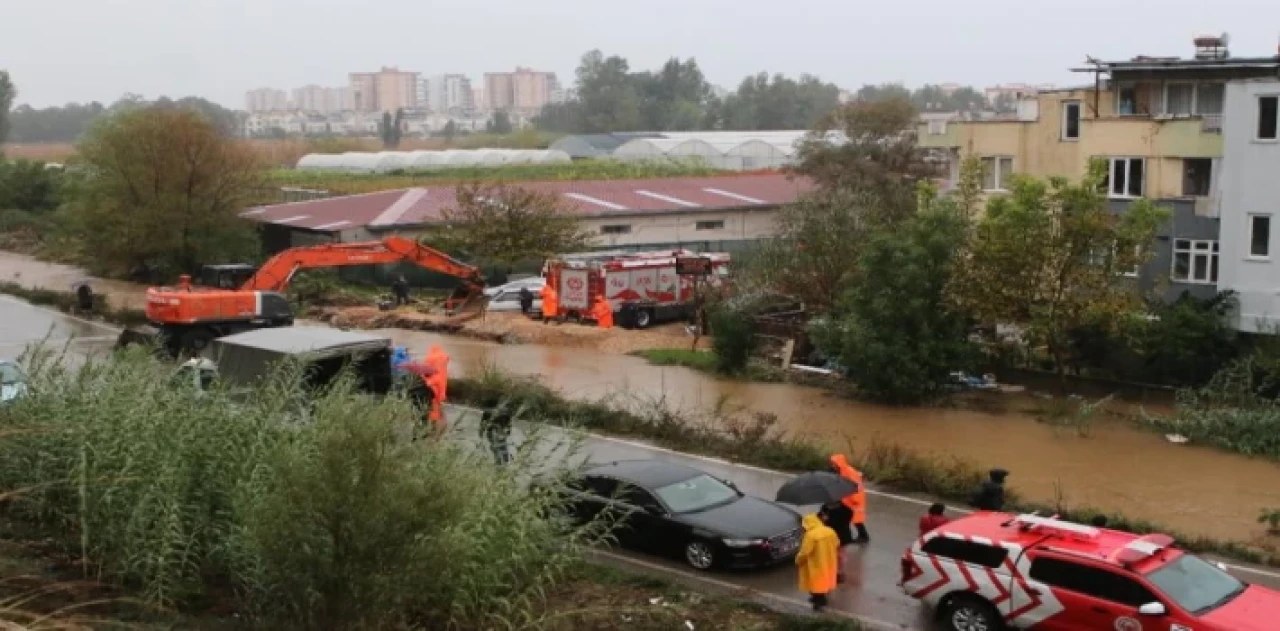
[1,359,30,404]
[483,277,546,298]
[487,288,542,313]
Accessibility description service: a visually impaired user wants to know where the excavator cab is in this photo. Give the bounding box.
[199,264,258,290]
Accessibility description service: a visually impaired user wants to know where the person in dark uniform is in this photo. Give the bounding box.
[518,286,534,315]
[391,275,410,306]
[970,468,1009,511]
[74,282,94,313]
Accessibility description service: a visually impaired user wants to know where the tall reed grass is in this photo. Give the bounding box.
[0,346,601,629]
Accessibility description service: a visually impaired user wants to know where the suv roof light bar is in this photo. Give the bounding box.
[1011,514,1100,541]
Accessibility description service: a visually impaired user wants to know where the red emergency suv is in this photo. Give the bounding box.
[900,511,1280,630]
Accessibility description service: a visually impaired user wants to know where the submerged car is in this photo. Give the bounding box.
[0,359,30,404]
[560,459,802,571]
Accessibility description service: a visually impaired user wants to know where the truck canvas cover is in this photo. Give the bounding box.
[208,326,393,391]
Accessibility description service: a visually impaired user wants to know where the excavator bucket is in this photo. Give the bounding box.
[445,284,489,321]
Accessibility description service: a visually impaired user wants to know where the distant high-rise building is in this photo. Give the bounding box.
[349,67,420,113]
[422,74,475,113]
[484,67,558,113]
[245,88,290,112]
[291,85,353,114]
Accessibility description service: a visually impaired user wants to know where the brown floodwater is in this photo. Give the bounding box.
[3,251,1278,542]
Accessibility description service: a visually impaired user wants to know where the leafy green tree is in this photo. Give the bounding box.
[636,58,713,131]
[1135,291,1241,386]
[575,50,643,132]
[949,159,1170,386]
[710,306,756,373]
[425,182,592,273]
[441,119,458,144]
[0,70,14,146]
[718,73,841,130]
[379,109,404,148]
[796,97,936,224]
[486,110,513,134]
[814,194,976,403]
[65,107,263,279]
[0,159,62,212]
[855,83,912,103]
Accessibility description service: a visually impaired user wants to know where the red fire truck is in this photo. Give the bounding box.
[544,250,730,329]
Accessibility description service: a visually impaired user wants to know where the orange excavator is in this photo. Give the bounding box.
[118,236,486,357]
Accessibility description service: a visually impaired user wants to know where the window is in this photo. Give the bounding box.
[1108,158,1145,198]
[1182,158,1213,197]
[1196,83,1225,115]
[1061,101,1081,140]
[1117,85,1139,115]
[927,119,947,135]
[1172,239,1219,284]
[1165,83,1194,115]
[600,224,631,235]
[695,220,725,231]
[981,156,1015,191]
[1259,96,1279,140]
[1249,214,1272,259]
[1029,557,1157,608]
[651,474,738,514]
[582,476,618,497]
[1145,554,1246,615]
[921,537,1009,568]
[616,483,663,512]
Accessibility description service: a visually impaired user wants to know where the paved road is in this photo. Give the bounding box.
[6,294,1280,630]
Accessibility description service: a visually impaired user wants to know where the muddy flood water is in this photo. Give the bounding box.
[3,251,1279,543]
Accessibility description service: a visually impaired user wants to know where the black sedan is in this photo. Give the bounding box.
[560,460,803,571]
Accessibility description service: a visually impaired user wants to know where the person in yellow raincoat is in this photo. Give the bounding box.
[589,296,614,329]
[425,345,450,426]
[829,453,869,543]
[796,513,839,612]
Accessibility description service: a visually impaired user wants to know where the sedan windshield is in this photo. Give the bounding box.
[1145,553,1246,615]
[652,474,738,514]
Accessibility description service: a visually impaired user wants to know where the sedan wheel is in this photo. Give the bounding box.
[684,540,715,570]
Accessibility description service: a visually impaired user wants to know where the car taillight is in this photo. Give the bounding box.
[900,556,921,585]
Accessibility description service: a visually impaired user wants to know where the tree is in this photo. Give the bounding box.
[64,107,264,279]
[486,110,513,134]
[425,182,592,273]
[718,73,841,130]
[948,159,1170,386]
[442,119,458,144]
[814,193,976,403]
[795,97,937,225]
[0,70,14,146]
[575,50,643,132]
[379,109,404,148]
[0,159,62,212]
[743,190,873,312]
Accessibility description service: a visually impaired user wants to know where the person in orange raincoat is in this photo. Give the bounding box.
[589,296,613,329]
[830,454,869,543]
[541,284,559,324]
[796,513,839,612]
[424,345,450,426]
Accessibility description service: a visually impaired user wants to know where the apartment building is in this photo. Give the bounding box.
[291,85,353,114]
[245,88,290,112]
[349,67,420,113]
[918,35,1280,320]
[484,67,558,113]
[421,74,475,114]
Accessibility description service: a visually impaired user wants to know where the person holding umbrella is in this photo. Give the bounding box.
[775,469,860,592]
[829,454,869,543]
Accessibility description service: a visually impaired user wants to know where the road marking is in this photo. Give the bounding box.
[592,549,907,630]
[4,297,1277,583]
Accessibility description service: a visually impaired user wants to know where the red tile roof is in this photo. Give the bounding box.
[241,173,813,232]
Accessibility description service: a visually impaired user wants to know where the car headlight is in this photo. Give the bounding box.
[722,538,765,548]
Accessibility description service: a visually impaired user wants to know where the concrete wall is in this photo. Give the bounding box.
[581,207,777,250]
[1218,80,1280,332]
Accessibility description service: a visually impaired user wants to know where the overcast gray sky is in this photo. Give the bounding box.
[3,0,1274,108]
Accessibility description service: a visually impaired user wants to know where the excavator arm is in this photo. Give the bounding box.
[242,236,485,293]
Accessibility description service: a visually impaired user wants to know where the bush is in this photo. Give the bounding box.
[0,348,595,628]
[0,159,62,213]
[1150,355,1280,459]
[709,307,755,374]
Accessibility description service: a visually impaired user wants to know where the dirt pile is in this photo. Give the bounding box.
[312,306,710,355]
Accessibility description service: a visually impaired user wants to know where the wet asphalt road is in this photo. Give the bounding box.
[6,295,1280,629]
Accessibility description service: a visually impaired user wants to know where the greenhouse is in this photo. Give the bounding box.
[593,130,836,171]
[293,149,573,172]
